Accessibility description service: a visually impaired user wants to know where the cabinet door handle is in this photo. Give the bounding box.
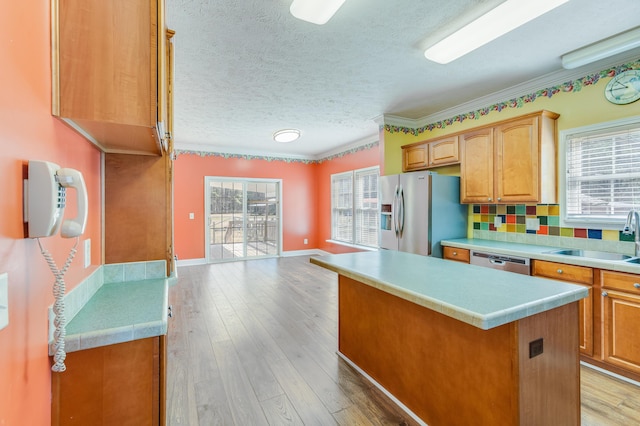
[602,291,608,297]
[634,283,640,289]
[452,251,457,256]
[488,198,492,202]
[557,269,563,274]
[497,197,501,201]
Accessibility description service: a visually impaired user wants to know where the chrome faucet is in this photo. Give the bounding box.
[623,209,640,257]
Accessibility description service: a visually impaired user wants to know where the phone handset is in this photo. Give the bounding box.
[56,168,88,238]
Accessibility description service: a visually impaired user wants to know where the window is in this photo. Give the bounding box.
[331,167,379,247]
[560,117,640,229]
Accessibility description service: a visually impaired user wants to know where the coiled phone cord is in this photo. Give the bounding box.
[38,237,78,373]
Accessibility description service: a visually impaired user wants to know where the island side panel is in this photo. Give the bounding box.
[517,302,580,426]
[338,275,520,425]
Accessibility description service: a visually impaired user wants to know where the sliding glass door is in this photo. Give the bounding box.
[205,177,281,262]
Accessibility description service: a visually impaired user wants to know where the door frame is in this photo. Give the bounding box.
[203,176,283,263]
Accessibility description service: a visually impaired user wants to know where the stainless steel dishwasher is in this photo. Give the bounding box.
[470,250,531,275]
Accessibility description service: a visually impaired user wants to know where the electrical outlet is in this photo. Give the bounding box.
[526,218,540,231]
[494,216,503,228]
[304,238,308,245]
[84,239,91,268]
[0,273,8,331]
[189,212,195,220]
[529,338,543,358]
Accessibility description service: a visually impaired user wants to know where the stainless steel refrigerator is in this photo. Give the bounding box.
[379,172,467,257]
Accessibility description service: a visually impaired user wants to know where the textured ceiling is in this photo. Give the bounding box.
[166,0,640,158]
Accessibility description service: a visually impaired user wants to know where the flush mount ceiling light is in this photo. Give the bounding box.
[273,129,300,143]
[424,0,569,64]
[561,26,640,69]
[290,0,346,25]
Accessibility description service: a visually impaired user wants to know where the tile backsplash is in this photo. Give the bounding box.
[471,204,636,255]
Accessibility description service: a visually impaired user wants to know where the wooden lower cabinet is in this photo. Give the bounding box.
[442,246,470,263]
[602,270,640,375]
[532,260,593,356]
[52,336,166,426]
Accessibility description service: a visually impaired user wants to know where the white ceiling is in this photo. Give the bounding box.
[166,0,640,159]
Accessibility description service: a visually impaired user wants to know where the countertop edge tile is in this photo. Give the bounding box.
[78,326,135,351]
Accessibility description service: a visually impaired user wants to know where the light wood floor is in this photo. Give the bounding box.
[167,256,640,425]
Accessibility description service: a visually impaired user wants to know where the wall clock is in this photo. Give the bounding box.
[604,70,640,105]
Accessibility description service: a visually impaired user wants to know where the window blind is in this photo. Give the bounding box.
[354,168,379,247]
[331,172,353,242]
[331,167,379,247]
[566,124,640,222]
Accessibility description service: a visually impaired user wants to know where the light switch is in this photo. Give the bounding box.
[526,218,540,231]
[84,239,91,268]
[494,216,503,228]
[189,212,195,220]
[0,273,8,331]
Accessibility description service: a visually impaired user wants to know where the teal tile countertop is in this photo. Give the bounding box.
[310,250,587,330]
[441,238,640,273]
[49,278,168,354]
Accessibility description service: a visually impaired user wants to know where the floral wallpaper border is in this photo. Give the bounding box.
[175,141,378,164]
[384,59,640,136]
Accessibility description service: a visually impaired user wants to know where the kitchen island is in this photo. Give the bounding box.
[310,250,588,426]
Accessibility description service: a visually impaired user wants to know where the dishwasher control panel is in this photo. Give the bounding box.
[470,250,531,275]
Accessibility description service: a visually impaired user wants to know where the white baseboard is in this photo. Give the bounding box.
[281,249,330,257]
[176,250,330,267]
[176,258,207,267]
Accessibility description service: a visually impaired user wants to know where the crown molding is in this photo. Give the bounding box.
[381,114,422,128]
[315,135,379,160]
[402,52,640,129]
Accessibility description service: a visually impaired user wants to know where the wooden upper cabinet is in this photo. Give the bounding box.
[460,128,494,203]
[429,136,459,166]
[460,110,559,204]
[403,144,429,172]
[52,0,172,155]
[401,136,459,172]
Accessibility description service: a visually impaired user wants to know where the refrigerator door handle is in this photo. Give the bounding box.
[393,185,400,236]
[398,186,405,236]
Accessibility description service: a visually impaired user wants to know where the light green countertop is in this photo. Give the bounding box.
[51,278,168,354]
[441,238,640,273]
[310,250,588,330]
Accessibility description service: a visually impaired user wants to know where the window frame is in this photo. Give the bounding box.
[330,166,379,248]
[559,116,640,230]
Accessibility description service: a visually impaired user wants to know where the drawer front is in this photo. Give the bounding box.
[602,270,640,293]
[532,260,593,285]
[443,247,470,263]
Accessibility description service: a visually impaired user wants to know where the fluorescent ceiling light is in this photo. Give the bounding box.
[273,129,300,143]
[290,0,346,25]
[561,26,640,69]
[424,0,569,64]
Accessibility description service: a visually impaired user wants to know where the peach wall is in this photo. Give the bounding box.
[316,147,380,253]
[173,146,380,260]
[174,153,317,259]
[0,1,102,425]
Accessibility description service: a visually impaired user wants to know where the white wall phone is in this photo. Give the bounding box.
[25,160,88,239]
[24,160,88,373]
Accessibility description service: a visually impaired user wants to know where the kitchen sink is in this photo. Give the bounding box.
[546,249,636,262]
